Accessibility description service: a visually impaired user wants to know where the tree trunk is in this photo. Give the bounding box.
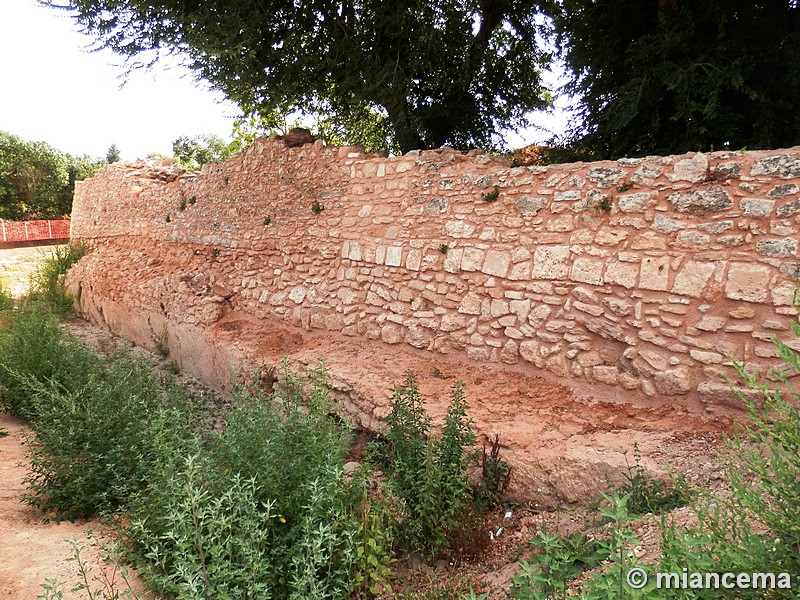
[384,98,427,154]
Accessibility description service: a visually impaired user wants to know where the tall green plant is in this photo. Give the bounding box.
[383,373,479,557]
[27,242,88,316]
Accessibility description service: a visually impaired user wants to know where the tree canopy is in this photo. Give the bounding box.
[172,134,236,170]
[40,0,552,154]
[0,132,104,220]
[552,0,800,159]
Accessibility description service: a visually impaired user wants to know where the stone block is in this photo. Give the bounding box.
[668,187,732,214]
[570,257,604,285]
[593,365,619,384]
[443,248,463,273]
[639,256,670,291]
[694,316,726,332]
[652,215,687,233]
[500,340,519,364]
[668,153,708,182]
[756,239,798,257]
[574,301,604,316]
[440,313,469,332]
[751,153,800,178]
[631,231,668,250]
[385,246,403,267]
[604,261,638,289]
[588,167,625,187]
[461,247,486,271]
[381,323,403,344]
[532,245,571,280]
[689,349,724,365]
[654,365,691,395]
[671,260,715,298]
[618,191,658,212]
[776,198,800,218]
[725,263,772,303]
[527,304,552,327]
[458,291,483,315]
[490,299,510,317]
[741,198,775,217]
[405,249,423,271]
[444,219,476,238]
[482,250,511,277]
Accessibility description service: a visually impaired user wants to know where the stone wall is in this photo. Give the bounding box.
[69,140,800,413]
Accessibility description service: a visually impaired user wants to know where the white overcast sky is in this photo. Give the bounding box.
[0,0,569,161]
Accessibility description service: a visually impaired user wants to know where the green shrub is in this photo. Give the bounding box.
[615,443,691,515]
[0,303,98,419]
[383,373,482,557]
[27,242,87,316]
[128,359,374,599]
[510,530,606,600]
[0,303,197,517]
[19,354,196,518]
[0,283,14,312]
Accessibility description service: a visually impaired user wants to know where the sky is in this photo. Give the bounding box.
[0,0,570,162]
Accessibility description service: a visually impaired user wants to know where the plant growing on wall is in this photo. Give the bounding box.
[482,186,500,202]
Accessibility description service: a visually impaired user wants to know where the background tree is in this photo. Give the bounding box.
[172,134,236,170]
[40,0,552,154]
[105,144,121,163]
[0,131,103,220]
[551,0,800,159]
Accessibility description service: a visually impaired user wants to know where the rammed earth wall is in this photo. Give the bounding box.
[68,140,800,412]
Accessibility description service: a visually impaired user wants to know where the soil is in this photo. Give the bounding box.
[0,412,102,599]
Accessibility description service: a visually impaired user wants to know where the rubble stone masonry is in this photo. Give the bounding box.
[68,139,800,414]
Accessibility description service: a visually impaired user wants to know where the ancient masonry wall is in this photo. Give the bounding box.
[69,140,800,412]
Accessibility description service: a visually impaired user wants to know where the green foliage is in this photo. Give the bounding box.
[552,1,800,158]
[383,373,482,557]
[311,199,325,214]
[172,134,236,170]
[128,359,369,599]
[594,197,613,213]
[0,304,196,518]
[481,186,500,203]
[105,144,121,164]
[511,493,655,599]
[0,283,14,312]
[0,131,103,219]
[510,530,606,600]
[44,0,551,153]
[27,242,88,317]
[614,443,692,515]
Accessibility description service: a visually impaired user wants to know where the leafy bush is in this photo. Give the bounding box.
[0,303,196,517]
[127,360,379,599]
[0,303,99,419]
[383,373,498,557]
[615,443,691,515]
[510,530,605,599]
[27,242,87,316]
[0,283,14,312]
[655,323,800,599]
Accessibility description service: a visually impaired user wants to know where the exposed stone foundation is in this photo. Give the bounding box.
[65,139,800,501]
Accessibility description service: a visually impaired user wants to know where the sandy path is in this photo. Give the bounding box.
[0,412,103,599]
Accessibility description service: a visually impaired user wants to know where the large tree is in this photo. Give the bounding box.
[42,0,552,154]
[0,132,103,220]
[552,0,800,159]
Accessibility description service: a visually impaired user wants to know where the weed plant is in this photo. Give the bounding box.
[615,443,691,515]
[382,373,507,558]
[27,242,87,316]
[126,359,387,599]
